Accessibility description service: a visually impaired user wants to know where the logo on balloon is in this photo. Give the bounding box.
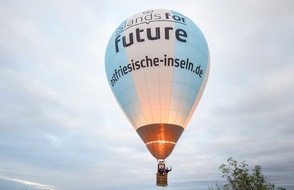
[115,10,187,36]
[109,54,204,87]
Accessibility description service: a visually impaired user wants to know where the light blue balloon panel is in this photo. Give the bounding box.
[105,22,141,125]
[170,10,209,125]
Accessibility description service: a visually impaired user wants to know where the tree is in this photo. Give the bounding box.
[209,157,286,190]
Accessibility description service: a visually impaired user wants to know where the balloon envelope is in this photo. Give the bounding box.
[105,9,210,159]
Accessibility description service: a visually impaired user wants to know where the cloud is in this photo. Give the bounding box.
[4,177,54,190]
[0,0,293,189]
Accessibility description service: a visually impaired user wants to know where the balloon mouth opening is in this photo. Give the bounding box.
[136,123,184,159]
[145,140,176,145]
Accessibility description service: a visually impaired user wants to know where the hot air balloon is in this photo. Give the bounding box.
[105,9,209,186]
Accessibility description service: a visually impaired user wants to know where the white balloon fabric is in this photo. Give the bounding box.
[105,9,209,159]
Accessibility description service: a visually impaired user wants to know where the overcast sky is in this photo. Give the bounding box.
[0,0,293,190]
